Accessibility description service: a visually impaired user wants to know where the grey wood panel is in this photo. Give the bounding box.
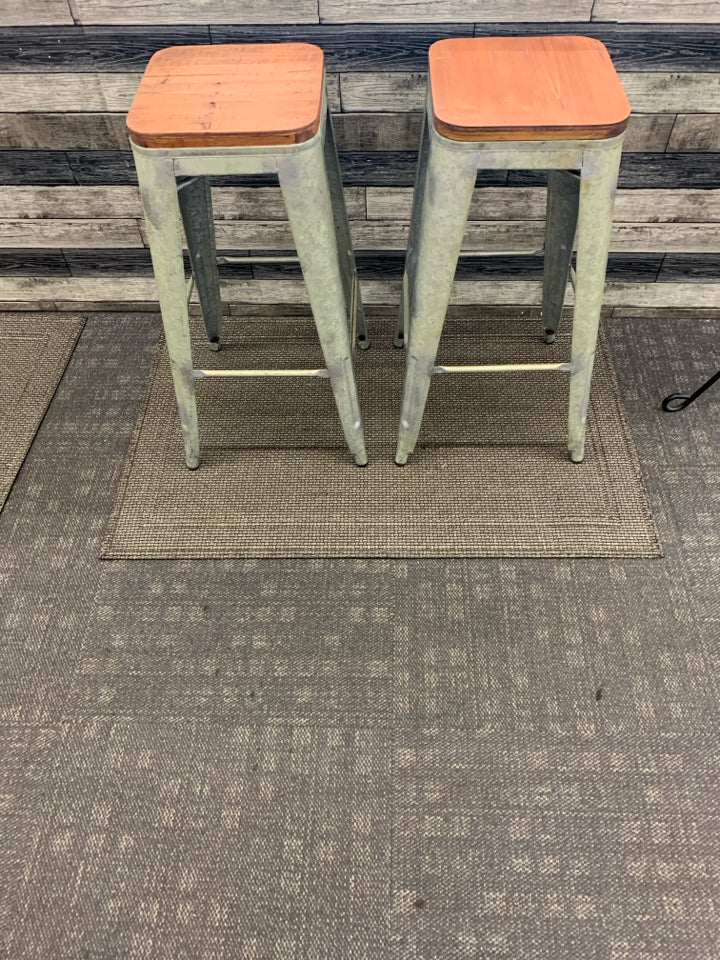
[592,1,720,23]
[0,114,130,150]
[0,218,143,247]
[3,24,719,73]
[320,1,593,23]
[0,0,73,25]
[3,276,718,308]
[71,0,319,24]
[333,113,424,151]
[340,71,720,115]
[0,74,143,112]
[668,115,720,151]
[366,187,720,223]
[622,114,675,153]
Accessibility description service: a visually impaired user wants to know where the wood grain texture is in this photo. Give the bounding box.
[0,114,130,150]
[0,74,142,112]
[0,184,365,220]
[0,0,73,25]
[668,115,720,152]
[333,113,424,151]
[0,219,143,247]
[319,1,594,24]
[71,0,319,25]
[592,0,720,23]
[2,276,718,308]
[659,254,720,280]
[7,150,716,189]
[2,24,718,73]
[366,187,720,223]
[429,37,630,142]
[127,44,325,149]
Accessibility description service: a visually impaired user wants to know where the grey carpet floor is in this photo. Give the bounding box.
[0,313,718,960]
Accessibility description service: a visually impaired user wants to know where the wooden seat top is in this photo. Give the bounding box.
[127,43,325,149]
[429,36,631,142]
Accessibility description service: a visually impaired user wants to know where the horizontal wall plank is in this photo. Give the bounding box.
[668,115,720,151]
[0,219,143,247]
[320,1,594,23]
[0,73,342,115]
[622,114,675,153]
[592,1,720,23]
[0,114,130,150]
[2,185,366,220]
[0,0,73,25]
[72,0,319,25]
[366,187,720,223]
[0,249,69,275]
[2,24,719,73]
[340,70,720,114]
[2,149,715,190]
[0,150,76,184]
[0,26,211,72]
[3,276,718,308]
[659,254,720,280]
[333,113,424,151]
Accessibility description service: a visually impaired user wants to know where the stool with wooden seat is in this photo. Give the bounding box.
[394,36,631,466]
[127,43,368,469]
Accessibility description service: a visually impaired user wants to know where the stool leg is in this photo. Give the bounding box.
[178,175,223,351]
[323,106,369,350]
[135,153,200,469]
[568,145,622,464]
[395,109,430,349]
[395,139,477,466]
[543,169,579,344]
[278,140,368,467]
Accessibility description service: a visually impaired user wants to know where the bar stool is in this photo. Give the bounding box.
[127,43,369,468]
[395,36,631,465]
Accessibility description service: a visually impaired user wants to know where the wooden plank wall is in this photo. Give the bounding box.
[0,2,719,314]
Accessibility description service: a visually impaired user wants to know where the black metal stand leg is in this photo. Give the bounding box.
[662,369,720,412]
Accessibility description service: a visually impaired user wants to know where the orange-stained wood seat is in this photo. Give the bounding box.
[429,36,631,142]
[127,43,325,149]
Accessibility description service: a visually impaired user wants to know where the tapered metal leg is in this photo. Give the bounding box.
[323,106,369,350]
[278,137,368,466]
[135,152,200,469]
[543,169,580,344]
[568,145,622,463]
[395,108,431,349]
[395,136,478,465]
[178,175,223,351]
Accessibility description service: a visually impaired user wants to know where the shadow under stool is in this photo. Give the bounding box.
[127,42,369,468]
[394,36,632,466]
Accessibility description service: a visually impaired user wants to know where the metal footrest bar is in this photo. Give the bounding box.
[217,255,300,264]
[459,247,544,257]
[569,264,577,292]
[193,367,329,379]
[185,275,195,303]
[432,361,572,374]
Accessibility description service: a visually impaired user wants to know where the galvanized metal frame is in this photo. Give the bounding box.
[395,88,625,466]
[132,88,368,469]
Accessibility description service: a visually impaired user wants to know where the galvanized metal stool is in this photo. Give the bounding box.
[127,43,368,469]
[394,36,631,465]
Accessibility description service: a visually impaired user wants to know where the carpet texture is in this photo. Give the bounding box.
[0,313,718,960]
[104,316,660,558]
[0,315,84,512]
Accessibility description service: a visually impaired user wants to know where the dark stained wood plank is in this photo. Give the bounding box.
[1,24,717,72]
[659,254,720,280]
[0,249,69,275]
[0,150,75,184]
[63,248,253,276]
[509,153,720,190]
[472,23,720,72]
[0,26,211,72]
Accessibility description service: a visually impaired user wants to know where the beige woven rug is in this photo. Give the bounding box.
[104,315,660,558]
[0,314,85,512]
